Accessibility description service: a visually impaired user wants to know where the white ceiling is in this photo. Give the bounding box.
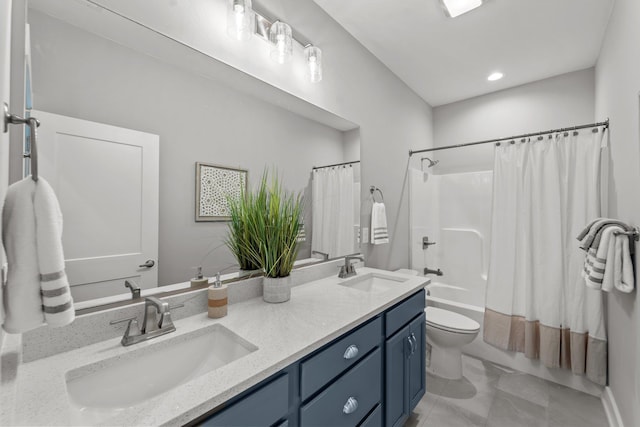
[313,0,614,106]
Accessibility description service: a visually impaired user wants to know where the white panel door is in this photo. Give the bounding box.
[33,110,159,302]
[1,0,12,315]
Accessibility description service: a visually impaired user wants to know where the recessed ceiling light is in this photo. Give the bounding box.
[487,72,504,81]
[440,0,484,18]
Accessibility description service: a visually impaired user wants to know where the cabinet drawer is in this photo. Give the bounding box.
[300,348,382,427]
[301,317,382,400]
[385,290,425,337]
[360,404,382,427]
[200,374,289,426]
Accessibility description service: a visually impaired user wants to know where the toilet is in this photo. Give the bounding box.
[425,306,480,380]
[393,269,480,380]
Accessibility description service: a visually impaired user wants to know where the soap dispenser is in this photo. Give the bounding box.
[190,266,209,287]
[208,272,228,318]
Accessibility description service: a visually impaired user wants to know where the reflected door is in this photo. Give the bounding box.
[34,110,159,302]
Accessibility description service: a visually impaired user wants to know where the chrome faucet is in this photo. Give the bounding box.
[111,296,177,346]
[338,255,364,279]
[424,267,443,276]
[124,279,141,299]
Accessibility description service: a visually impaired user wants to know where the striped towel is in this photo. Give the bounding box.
[583,225,621,290]
[371,202,389,245]
[577,218,629,251]
[582,223,635,293]
[1,177,74,333]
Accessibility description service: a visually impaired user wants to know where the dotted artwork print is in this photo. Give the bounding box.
[197,164,246,220]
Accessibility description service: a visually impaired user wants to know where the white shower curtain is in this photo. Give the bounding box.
[484,130,609,385]
[311,167,355,258]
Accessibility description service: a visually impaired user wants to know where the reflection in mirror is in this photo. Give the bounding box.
[26,0,361,310]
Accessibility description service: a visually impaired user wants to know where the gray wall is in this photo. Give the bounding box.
[89,0,436,271]
[29,10,348,286]
[595,0,640,424]
[431,68,596,174]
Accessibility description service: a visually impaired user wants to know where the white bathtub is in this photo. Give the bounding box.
[425,281,603,396]
[426,282,484,324]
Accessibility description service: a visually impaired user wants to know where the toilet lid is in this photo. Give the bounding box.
[425,306,480,333]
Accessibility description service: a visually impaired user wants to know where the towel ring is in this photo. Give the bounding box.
[370,186,384,203]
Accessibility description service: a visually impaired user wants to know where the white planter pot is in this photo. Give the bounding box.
[263,275,292,303]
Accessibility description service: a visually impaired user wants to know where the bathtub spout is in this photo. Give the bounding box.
[424,267,443,276]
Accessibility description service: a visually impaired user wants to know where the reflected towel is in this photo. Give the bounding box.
[1,177,74,333]
[371,202,389,245]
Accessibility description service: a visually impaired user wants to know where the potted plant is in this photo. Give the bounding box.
[230,170,303,303]
[225,182,264,272]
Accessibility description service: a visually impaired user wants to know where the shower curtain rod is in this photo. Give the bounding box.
[408,119,609,156]
[312,160,360,170]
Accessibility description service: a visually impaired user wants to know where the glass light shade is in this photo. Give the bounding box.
[440,0,483,18]
[226,0,254,41]
[269,21,293,64]
[305,45,322,83]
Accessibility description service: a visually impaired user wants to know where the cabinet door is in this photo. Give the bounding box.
[408,313,426,410]
[385,323,411,427]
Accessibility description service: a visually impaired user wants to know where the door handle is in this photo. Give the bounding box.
[139,259,155,268]
[407,335,415,355]
[410,333,417,355]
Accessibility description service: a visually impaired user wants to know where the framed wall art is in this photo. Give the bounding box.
[195,162,247,222]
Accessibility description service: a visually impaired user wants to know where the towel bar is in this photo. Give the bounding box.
[613,227,640,241]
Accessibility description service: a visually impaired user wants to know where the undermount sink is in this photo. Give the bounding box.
[65,324,257,420]
[339,272,407,293]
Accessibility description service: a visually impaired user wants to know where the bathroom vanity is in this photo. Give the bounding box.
[0,268,428,426]
[194,289,426,427]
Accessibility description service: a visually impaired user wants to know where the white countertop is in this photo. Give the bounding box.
[1,268,428,426]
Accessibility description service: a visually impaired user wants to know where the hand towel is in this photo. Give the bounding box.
[1,177,74,333]
[613,233,634,293]
[2,178,44,333]
[34,178,74,326]
[371,202,389,245]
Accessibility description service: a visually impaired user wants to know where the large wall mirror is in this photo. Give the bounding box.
[25,0,362,311]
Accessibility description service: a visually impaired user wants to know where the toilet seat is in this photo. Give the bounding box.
[425,306,480,334]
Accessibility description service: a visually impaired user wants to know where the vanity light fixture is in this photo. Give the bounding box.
[440,0,483,18]
[227,6,323,82]
[305,45,322,83]
[269,21,293,64]
[487,71,504,81]
[226,0,254,41]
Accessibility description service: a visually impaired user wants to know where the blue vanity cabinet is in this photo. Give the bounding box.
[192,290,426,427]
[384,290,426,427]
[198,373,290,427]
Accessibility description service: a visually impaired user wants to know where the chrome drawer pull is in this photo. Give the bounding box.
[343,345,359,360]
[343,397,358,414]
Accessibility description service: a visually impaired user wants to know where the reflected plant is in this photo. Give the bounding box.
[226,170,303,278]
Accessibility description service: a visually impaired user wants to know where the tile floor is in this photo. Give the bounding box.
[407,355,609,427]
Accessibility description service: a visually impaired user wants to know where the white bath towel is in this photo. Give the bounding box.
[371,202,389,245]
[1,177,74,333]
[583,225,620,291]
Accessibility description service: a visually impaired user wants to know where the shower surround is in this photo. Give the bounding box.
[409,168,603,396]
